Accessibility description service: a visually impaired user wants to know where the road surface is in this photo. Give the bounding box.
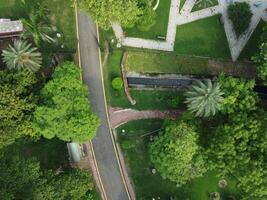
[77,12,129,200]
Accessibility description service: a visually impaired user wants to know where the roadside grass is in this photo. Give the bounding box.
[125,50,209,75]
[124,0,171,39]
[239,20,266,60]
[103,50,186,110]
[175,15,231,59]
[192,0,218,12]
[117,119,241,200]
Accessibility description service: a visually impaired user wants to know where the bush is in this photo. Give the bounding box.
[112,77,123,90]
[137,8,157,32]
[227,2,252,36]
[121,140,135,149]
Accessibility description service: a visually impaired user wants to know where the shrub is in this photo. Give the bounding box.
[112,77,123,90]
[227,2,252,36]
[137,8,157,32]
[121,140,135,149]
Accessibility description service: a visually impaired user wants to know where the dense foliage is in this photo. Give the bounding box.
[0,70,37,148]
[0,151,96,200]
[227,2,252,36]
[78,0,141,29]
[33,62,100,143]
[185,79,224,117]
[136,3,157,32]
[150,121,206,186]
[217,74,258,114]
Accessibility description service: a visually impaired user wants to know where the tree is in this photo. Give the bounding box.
[149,121,206,186]
[78,0,142,29]
[206,112,267,200]
[33,62,100,143]
[252,42,267,84]
[185,79,224,117]
[217,74,258,114]
[137,7,157,32]
[227,2,252,36]
[0,70,37,148]
[2,40,42,72]
[0,151,97,200]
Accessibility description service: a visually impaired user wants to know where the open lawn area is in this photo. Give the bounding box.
[192,0,218,12]
[175,15,231,59]
[117,119,241,200]
[125,0,171,39]
[104,50,185,110]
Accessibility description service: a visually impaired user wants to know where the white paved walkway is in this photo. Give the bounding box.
[112,0,267,61]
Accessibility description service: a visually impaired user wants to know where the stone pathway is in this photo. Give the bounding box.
[112,0,267,61]
[108,107,181,129]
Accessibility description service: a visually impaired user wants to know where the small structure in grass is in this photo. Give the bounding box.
[0,19,23,39]
[218,179,227,188]
[210,192,220,200]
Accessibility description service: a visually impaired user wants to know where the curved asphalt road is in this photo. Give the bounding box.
[77,12,129,200]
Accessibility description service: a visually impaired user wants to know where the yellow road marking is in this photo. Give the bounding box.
[96,25,132,200]
[74,2,108,200]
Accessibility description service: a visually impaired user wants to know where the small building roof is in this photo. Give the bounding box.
[0,19,23,38]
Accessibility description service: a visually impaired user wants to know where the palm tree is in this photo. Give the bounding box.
[185,79,224,117]
[2,40,42,72]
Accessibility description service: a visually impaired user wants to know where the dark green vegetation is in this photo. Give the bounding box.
[103,51,185,110]
[125,0,171,39]
[0,1,100,199]
[117,120,240,200]
[227,2,252,36]
[175,15,231,59]
[33,62,100,143]
[192,0,218,12]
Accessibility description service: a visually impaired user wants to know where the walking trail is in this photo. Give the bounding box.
[112,0,267,61]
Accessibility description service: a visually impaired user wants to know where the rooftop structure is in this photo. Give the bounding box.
[0,19,23,39]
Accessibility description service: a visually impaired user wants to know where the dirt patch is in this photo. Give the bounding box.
[208,59,257,79]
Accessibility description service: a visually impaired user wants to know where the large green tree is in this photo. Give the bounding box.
[217,74,258,114]
[33,62,100,143]
[0,152,96,200]
[185,79,224,117]
[78,0,142,29]
[0,70,37,148]
[253,42,267,84]
[206,112,267,200]
[149,121,206,186]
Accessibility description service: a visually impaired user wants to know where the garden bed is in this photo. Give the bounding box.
[191,0,219,12]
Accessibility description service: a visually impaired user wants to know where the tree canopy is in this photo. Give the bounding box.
[33,62,100,143]
[0,69,37,148]
[0,151,96,200]
[149,121,206,186]
[78,0,142,29]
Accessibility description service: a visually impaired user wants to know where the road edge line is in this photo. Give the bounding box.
[74,2,108,200]
[96,25,132,200]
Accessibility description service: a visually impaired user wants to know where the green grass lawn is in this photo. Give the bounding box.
[175,15,231,59]
[239,20,266,60]
[126,50,209,75]
[104,50,185,110]
[117,119,241,200]
[179,0,187,12]
[125,0,171,39]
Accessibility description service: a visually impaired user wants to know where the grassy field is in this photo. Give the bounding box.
[117,119,241,200]
[125,0,171,39]
[104,50,186,110]
[125,50,209,75]
[175,15,231,59]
